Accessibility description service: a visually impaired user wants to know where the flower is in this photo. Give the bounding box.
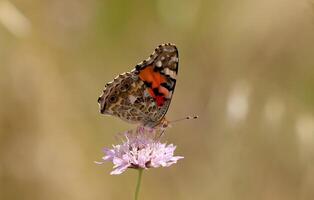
[96,126,184,175]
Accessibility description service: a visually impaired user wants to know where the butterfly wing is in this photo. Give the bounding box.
[98,43,178,127]
[135,43,178,126]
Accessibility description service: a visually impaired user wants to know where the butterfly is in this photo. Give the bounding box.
[97,43,178,128]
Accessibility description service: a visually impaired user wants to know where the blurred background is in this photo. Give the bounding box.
[1,0,314,199]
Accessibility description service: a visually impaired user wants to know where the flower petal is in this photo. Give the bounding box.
[97,125,184,175]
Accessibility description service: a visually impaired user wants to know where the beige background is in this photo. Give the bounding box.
[1,0,314,199]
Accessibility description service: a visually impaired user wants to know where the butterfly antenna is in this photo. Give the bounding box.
[169,115,199,124]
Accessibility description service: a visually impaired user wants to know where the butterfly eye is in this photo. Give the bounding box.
[108,95,118,103]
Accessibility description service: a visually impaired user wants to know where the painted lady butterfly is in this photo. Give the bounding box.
[98,43,178,128]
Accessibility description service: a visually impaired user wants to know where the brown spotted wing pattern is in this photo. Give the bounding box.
[98,43,178,127]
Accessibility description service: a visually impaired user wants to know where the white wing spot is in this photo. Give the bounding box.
[164,68,176,78]
[170,56,178,62]
[156,60,162,67]
[128,95,137,104]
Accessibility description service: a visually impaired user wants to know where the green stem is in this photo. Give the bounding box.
[134,169,144,200]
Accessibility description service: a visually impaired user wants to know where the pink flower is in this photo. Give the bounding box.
[96,126,183,175]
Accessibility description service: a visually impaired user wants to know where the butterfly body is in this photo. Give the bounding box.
[98,43,178,127]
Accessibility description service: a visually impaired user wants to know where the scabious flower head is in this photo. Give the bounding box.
[96,126,183,175]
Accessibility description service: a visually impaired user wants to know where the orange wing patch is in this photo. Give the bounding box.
[139,66,169,106]
[139,66,165,88]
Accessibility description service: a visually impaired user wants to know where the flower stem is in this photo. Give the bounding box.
[134,169,144,200]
